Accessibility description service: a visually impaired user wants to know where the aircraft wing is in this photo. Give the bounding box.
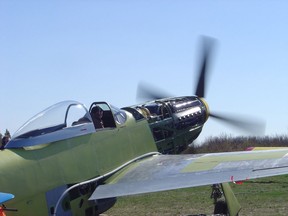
[90,149,288,200]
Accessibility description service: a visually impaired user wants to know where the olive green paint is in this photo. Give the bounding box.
[222,183,241,216]
[181,150,288,173]
[0,113,157,216]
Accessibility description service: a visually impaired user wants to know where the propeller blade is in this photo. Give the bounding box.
[194,36,216,98]
[136,82,172,101]
[136,36,266,137]
[209,112,266,136]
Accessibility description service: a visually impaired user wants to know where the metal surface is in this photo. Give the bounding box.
[90,149,288,200]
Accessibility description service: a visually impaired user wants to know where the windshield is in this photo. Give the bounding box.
[110,105,127,124]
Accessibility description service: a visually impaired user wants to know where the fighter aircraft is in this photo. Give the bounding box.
[1,37,288,216]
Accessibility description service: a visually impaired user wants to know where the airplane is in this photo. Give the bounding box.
[1,37,288,216]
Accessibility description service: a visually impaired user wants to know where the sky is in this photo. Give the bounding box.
[1,0,288,144]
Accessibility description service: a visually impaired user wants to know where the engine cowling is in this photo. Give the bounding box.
[126,96,209,154]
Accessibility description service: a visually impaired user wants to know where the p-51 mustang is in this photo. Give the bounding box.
[1,38,288,216]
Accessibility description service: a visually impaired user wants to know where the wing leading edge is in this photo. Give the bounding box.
[90,149,288,200]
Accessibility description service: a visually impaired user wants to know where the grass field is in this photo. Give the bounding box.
[104,136,288,215]
[104,175,288,215]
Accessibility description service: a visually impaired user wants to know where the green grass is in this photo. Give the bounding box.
[232,175,288,216]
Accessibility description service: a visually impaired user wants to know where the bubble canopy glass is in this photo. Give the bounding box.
[6,101,96,149]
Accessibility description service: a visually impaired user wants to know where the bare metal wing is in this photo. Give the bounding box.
[90,149,288,200]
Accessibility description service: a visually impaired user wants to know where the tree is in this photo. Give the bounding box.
[4,129,11,139]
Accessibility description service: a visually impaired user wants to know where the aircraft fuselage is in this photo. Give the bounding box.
[1,112,157,215]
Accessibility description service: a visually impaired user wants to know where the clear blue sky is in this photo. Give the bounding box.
[1,0,288,144]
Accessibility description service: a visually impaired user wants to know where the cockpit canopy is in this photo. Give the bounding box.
[6,101,95,149]
[6,100,127,149]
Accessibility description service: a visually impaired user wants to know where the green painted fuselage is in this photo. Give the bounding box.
[1,113,157,215]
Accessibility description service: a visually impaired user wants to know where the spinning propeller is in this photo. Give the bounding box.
[137,36,265,135]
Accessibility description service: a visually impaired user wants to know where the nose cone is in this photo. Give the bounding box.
[199,97,210,122]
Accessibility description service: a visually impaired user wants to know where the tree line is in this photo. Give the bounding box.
[0,129,11,149]
[184,134,288,154]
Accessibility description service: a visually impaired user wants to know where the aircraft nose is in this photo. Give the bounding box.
[199,97,210,123]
